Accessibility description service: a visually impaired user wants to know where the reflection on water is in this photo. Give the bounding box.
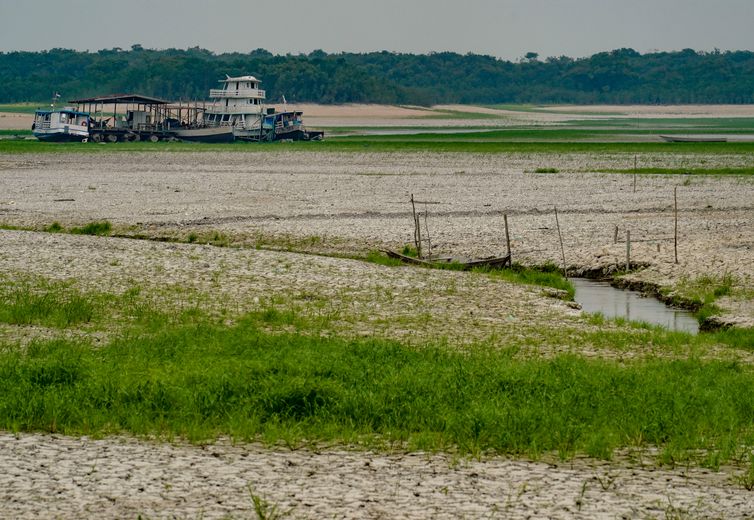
[572,278,699,335]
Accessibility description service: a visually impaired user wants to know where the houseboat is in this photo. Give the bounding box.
[32,106,90,142]
[206,75,323,141]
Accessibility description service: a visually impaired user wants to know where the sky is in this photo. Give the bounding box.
[1,0,753,60]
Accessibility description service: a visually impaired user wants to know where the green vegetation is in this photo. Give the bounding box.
[487,262,574,299]
[535,167,559,173]
[1,272,753,468]
[0,308,752,466]
[69,221,112,236]
[0,103,39,114]
[45,222,63,233]
[365,252,574,297]
[3,47,754,105]
[663,274,738,326]
[4,138,754,156]
[0,279,97,328]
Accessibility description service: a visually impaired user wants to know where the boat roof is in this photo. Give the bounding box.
[221,75,260,83]
[68,94,169,105]
[35,107,89,116]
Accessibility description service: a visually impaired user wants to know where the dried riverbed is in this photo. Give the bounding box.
[1,149,754,518]
[1,150,752,326]
[2,432,752,519]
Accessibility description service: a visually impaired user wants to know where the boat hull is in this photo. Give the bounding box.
[173,126,235,143]
[660,135,727,143]
[33,129,88,142]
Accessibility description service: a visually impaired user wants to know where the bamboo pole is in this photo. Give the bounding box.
[614,225,618,244]
[411,194,422,258]
[554,206,567,278]
[504,213,511,261]
[423,203,432,260]
[674,187,678,264]
[626,230,631,272]
[633,154,637,193]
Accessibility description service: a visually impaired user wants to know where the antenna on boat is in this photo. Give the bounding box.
[51,92,61,110]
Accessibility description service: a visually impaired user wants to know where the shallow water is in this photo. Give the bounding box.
[572,278,699,334]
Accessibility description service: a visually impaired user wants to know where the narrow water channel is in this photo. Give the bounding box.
[571,278,699,334]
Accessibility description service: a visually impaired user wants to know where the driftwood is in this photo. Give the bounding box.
[381,250,511,270]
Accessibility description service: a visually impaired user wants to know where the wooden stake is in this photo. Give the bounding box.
[614,225,618,244]
[423,203,432,260]
[554,206,567,278]
[633,155,637,193]
[504,213,511,261]
[674,187,678,264]
[410,194,422,258]
[626,230,631,271]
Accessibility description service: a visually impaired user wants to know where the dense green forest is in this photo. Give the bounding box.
[1,46,753,105]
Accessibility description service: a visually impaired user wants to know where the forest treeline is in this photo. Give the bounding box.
[1,46,753,105]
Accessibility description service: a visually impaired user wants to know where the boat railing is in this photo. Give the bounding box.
[209,88,265,99]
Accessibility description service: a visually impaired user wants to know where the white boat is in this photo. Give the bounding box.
[32,105,90,142]
[205,75,323,141]
[204,75,266,140]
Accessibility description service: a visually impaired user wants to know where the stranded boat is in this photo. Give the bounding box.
[660,135,728,143]
[32,102,90,142]
[206,75,324,141]
[32,74,323,144]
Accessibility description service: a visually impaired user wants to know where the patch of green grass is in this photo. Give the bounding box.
[0,103,41,114]
[0,223,32,231]
[664,273,737,324]
[4,136,754,155]
[1,316,754,465]
[485,262,574,298]
[0,280,97,328]
[0,129,32,136]
[535,167,559,173]
[365,250,403,267]
[70,221,111,236]
[400,244,419,257]
[45,222,64,233]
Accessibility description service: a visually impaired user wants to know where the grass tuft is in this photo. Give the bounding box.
[70,221,112,236]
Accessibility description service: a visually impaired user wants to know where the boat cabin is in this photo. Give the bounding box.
[32,107,90,141]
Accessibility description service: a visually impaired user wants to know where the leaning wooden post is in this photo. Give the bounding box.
[633,154,637,193]
[504,213,511,263]
[423,203,432,260]
[554,206,567,279]
[411,193,422,258]
[626,230,631,272]
[613,225,619,244]
[674,187,678,264]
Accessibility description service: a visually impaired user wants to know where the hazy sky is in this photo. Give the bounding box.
[2,0,753,59]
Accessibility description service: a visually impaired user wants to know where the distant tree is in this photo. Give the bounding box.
[1,47,753,104]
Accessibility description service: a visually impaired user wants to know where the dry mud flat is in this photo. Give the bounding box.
[2,433,752,519]
[1,149,754,518]
[1,150,752,325]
